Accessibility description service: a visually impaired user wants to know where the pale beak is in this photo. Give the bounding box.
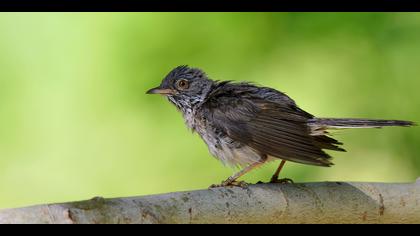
[146,86,175,95]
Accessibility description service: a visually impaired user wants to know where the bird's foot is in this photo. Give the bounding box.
[209,180,249,189]
[255,178,294,184]
[270,177,294,184]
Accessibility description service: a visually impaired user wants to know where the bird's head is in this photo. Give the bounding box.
[146,65,214,112]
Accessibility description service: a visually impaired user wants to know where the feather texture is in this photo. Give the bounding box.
[150,66,414,170]
[202,82,337,167]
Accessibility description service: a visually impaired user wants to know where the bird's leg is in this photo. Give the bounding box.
[209,161,264,189]
[270,160,294,184]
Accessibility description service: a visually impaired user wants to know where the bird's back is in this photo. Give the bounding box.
[196,81,341,167]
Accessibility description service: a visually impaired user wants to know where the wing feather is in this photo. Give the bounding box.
[207,97,334,166]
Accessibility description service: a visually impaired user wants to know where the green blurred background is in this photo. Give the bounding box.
[0,12,419,209]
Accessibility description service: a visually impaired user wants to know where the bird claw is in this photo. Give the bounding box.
[209,180,249,189]
[270,177,294,184]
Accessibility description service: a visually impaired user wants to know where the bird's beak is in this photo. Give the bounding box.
[146,86,175,95]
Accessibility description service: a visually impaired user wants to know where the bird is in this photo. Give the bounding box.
[146,65,415,188]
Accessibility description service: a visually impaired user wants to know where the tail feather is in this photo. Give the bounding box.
[307,118,414,156]
[308,118,415,136]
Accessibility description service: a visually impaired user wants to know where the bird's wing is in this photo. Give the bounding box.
[206,97,333,166]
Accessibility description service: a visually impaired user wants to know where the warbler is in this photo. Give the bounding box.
[147,66,414,187]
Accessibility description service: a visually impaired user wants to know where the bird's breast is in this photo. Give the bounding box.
[186,113,263,168]
[181,109,196,130]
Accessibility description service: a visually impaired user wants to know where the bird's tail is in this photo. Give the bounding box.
[308,118,415,135]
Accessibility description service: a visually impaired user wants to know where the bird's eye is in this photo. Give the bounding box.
[176,79,189,90]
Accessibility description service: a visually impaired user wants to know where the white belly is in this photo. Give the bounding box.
[184,111,264,168]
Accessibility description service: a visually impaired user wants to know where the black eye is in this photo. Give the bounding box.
[176,79,189,90]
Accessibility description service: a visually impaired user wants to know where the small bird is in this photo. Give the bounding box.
[147,65,415,188]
